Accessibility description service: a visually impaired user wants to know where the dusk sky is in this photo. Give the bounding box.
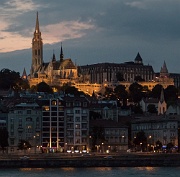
[0,0,180,75]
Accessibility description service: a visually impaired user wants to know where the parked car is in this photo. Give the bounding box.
[81,153,92,157]
[20,156,30,160]
[104,156,113,159]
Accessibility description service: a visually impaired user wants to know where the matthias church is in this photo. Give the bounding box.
[29,12,78,87]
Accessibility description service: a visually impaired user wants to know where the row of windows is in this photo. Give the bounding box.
[134,123,177,130]
[43,117,64,121]
[43,112,64,116]
[42,122,64,126]
[43,106,64,111]
[66,138,87,144]
[66,102,88,107]
[66,109,88,114]
[15,110,40,114]
[66,116,88,122]
[66,123,88,129]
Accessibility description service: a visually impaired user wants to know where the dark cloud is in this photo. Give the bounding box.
[0,0,180,74]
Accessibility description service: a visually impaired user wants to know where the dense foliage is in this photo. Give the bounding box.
[0,68,29,91]
[18,140,32,150]
[0,128,9,153]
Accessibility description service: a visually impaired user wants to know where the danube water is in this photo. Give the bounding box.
[1,167,180,177]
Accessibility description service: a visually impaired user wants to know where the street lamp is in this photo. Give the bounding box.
[33,136,36,154]
[102,143,104,153]
[140,142,142,152]
[65,143,67,153]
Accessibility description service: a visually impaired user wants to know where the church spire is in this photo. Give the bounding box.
[52,50,56,62]
[21,68,27,80]
[35,11,40,33]
[31,12,43,78]
[160,61,169,77]
[60,42,64,62]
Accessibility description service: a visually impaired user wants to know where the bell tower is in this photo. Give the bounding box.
[31,12,43,78]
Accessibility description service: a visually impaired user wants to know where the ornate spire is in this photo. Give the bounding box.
[160,61,169,77]
[31,12,43,78]
[52,50,56,62]
[33,11,42,41]
[21,68,27,80]
[35,11,40,33]
[60,42,64,62]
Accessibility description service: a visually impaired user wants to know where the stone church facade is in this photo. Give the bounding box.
[28,12,78,87]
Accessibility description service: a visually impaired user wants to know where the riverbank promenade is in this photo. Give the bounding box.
[0,152,180,168]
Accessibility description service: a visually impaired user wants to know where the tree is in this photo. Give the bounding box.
[17,79,30,91]
[164,85,178,106]
[155,140,162,152]
[104,87,114,100]
[0,68,29,91]
[147,104,157,114]
[18,140,32,151]
[60,84,84,95]
[129,82,143,104]
[151,84,163,99]
[131,104,143,114]
[166,142,174,152]
[0,128,9,153]
[114,85,128,106]
[116,72,124,81]
[142,85,151,98]
[90,126,105,151]
[36,82,53,93]
[133,131,147,151]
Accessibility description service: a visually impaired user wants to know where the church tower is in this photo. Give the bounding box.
[158,88,167,115]
[60,43,64,62]
[160,61,169,78]
[31,12,43,78]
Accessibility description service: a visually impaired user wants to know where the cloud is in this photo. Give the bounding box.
[0,0,180,74]
[42,20,95,44]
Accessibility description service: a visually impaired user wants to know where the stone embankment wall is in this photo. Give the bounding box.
[0,155,180,168]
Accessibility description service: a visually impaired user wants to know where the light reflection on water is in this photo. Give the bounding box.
[1,167,180,177]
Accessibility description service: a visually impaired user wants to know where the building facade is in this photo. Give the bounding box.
[79,53,154,84]
[8,102,42,154]
[29,12,78,87]
[64,95,90,153]
[90,119,128,152]
[131,116,179,151]
[41,98,65,153]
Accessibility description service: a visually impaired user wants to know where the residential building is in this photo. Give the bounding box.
[140,98,158,113]
[64,94,90,153]
[41,98,65,153]
[131,115,179,150]
[89,100,118,122]
[90,119,128,152]
[8,102,42,154]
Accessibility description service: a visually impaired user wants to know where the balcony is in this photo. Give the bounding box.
[35,127,41,132]
[18,127,23,132]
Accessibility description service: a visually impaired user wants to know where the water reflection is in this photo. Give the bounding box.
[1,167,180,177]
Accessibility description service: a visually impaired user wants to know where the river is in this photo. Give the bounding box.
[0,167,180,177]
